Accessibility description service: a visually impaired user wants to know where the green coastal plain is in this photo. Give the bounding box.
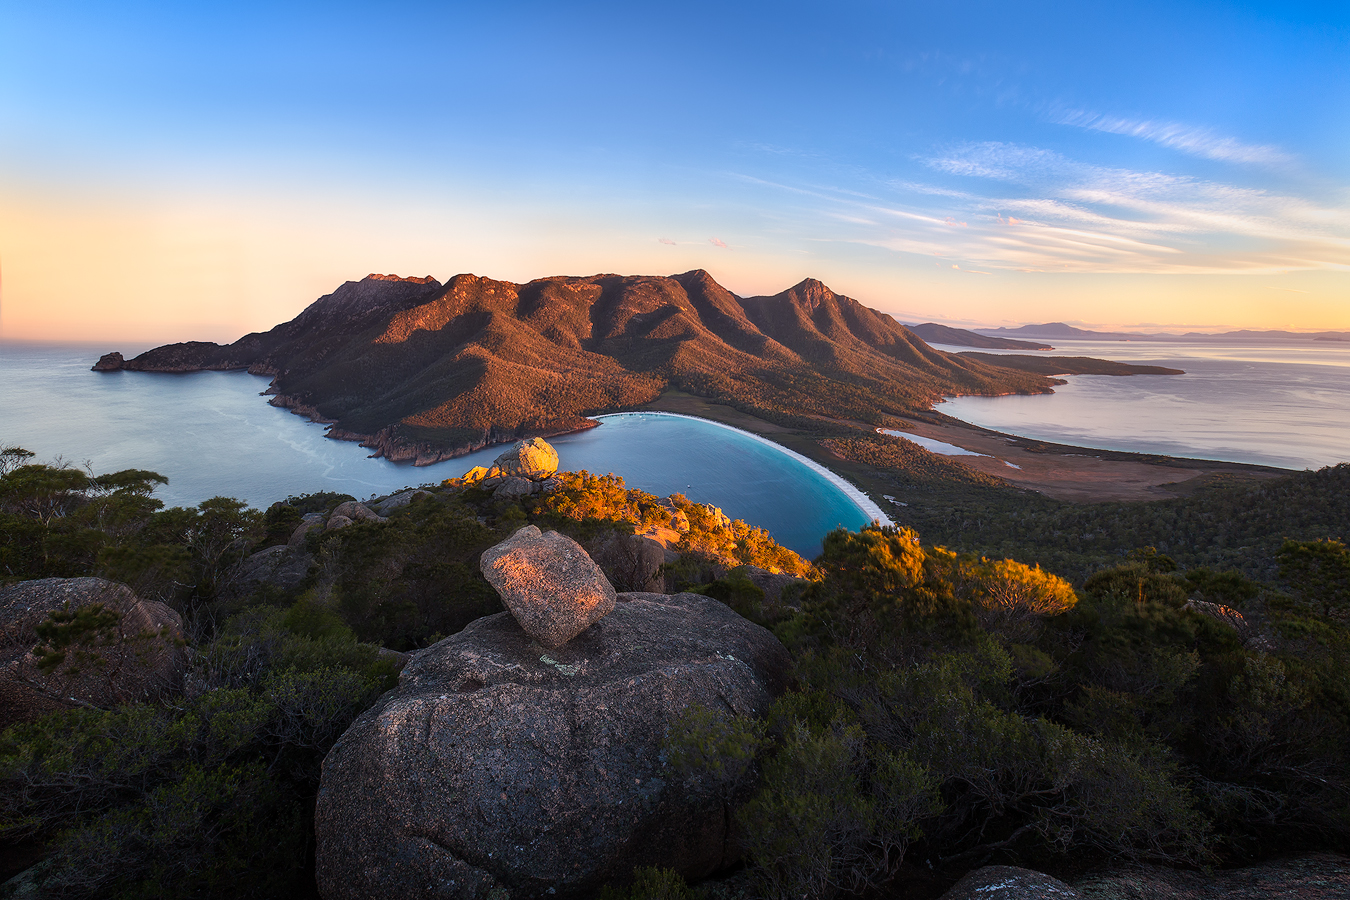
[4,272,1349,898]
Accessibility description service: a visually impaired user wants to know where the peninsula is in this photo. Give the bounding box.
[93,271,1172,466]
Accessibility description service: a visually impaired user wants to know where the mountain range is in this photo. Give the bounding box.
[97,271,1062,463]
[976,322,1350,343]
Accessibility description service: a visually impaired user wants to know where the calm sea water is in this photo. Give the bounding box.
[934,340,1350,471]
[0,342,869,556]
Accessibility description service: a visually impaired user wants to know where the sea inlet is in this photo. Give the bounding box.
[0,342,877,557]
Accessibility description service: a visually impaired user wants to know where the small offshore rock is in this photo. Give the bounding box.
[941,866,1080,900]
[493,437,559,480]
[479,525,616,648]
[91,351,125,371]
[493,476,535,501]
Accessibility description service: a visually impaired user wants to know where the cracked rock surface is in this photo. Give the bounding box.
[314,592,791,900]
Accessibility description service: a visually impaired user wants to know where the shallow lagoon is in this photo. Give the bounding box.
[0,342,875,557]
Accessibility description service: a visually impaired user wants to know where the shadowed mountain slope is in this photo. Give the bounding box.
[110,271,1055,462]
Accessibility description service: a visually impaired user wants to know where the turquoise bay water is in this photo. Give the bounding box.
[0,342,871,556]
[933,340,1350,471]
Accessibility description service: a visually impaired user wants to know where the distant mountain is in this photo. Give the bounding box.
[978,322,1137,340]
[978,322,1350,343]
[906,323,1053,351]
[101,272,1055,463]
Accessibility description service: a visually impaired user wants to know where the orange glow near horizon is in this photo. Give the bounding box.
[2,186,1347,346]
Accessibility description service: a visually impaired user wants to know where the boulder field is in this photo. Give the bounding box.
[314,525,792,900]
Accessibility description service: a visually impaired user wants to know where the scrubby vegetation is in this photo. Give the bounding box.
[2,445,1348,898]
[877,456,1350,582]
[0,451,810,897]
[670,528,1350,898]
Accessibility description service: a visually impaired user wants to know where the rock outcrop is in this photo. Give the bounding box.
[587,532,668,593]
[91,351,125,371]
[457,440,564,500]
[230,544,313,596]
[737,565,807,606]
[1073,852,1350,900]
[372,489,434,516]
[330,500,388,525]
[480,525,616,648]
[494,437,560,480]
[314,591,793,900]
[0,578,187,728]
[289,513,326,547]
[941,866,1080,900]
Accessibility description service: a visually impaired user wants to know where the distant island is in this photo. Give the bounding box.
[905,322,1053,351]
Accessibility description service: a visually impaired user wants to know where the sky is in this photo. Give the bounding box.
[1,0,1347,343]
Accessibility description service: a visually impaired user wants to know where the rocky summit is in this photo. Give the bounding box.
[479,525,616,648]
[313,591,792,900]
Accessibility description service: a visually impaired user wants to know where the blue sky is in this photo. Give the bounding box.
[1,1,1347,341]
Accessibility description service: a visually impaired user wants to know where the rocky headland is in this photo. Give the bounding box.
[92,270,1071,464]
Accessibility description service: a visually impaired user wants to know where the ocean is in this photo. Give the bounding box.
[0,342,872,556]
[933,339,1350,471]
[5,338,1348,555]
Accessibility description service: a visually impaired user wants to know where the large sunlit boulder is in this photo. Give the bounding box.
[314,591,792,900]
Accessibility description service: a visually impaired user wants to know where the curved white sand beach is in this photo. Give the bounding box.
[595,412,894,527]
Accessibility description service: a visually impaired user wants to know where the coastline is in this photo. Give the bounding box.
[594,412,895,527]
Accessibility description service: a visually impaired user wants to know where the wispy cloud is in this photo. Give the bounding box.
[709,237,729,248]
[746,141,1350,275]
[1053,109,1291,166]
[658,237,676,245]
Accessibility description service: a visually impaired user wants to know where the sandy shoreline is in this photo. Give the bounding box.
[595,412,894,526]
[891,412,1290,502]
[641,389,1290,504]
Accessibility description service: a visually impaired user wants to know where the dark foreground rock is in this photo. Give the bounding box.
[314,592,793,900]
[1075,853,1350,900]
[229,544,313,597]
[0,578,186,728]
[586,532,668,593]
[941,866,1080,899]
